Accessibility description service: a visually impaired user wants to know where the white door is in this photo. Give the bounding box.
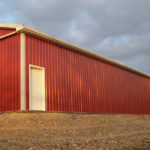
[30,67,45,111]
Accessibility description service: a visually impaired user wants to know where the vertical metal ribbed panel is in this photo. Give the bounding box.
[25,35,150,114]
[0,33,20,111]
[0,29,15,37]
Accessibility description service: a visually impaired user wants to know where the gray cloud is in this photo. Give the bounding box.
[1,0,150,73]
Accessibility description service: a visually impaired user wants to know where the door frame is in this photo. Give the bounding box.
[29,64,46,111]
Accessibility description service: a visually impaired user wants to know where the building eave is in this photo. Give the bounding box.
[0,24,150,78]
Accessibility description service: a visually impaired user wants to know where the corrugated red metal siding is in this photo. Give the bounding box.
[0,29,15,37]
[25,35,150,114]
[0,33,20,111]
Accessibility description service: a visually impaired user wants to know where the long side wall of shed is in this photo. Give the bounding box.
[25,35,150,114]
[0,34,20,111]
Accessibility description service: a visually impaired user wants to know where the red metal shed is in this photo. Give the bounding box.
[0,24,150,114]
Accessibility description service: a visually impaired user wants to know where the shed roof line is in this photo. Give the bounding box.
[0,24,150,78]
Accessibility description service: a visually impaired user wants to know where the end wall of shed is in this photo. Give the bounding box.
[0,33,21,111]
[0,29,15,37]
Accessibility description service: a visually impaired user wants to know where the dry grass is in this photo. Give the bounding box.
[123,145,150,150]
[0,112,150,150]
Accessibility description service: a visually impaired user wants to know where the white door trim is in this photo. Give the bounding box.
[29,64,46,111]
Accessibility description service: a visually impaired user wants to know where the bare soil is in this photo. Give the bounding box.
[0,112,150,150]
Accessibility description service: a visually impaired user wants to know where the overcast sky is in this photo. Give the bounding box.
[1,0,150,74]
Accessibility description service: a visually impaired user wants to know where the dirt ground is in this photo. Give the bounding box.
[0,112,150,150]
